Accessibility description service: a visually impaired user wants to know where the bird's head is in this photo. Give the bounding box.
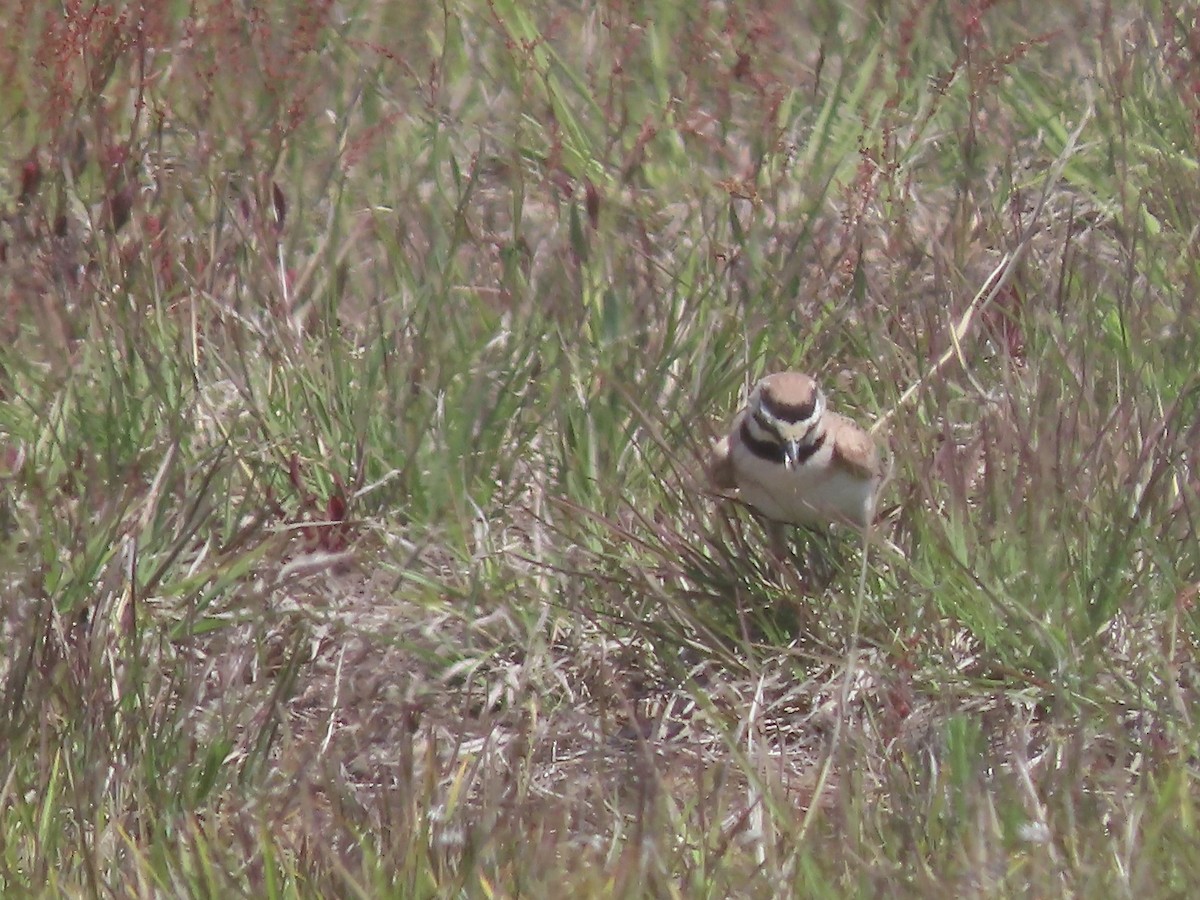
[745,372,826,468]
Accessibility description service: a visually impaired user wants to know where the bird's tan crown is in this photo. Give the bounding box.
[755,372,820,423]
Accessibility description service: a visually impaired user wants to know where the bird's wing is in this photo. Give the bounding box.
[706,433,739,489]
[828,413,882,480]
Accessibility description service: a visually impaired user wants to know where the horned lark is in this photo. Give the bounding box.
[708,372,883,543]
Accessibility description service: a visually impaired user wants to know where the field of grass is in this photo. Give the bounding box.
[2,0,1199,895]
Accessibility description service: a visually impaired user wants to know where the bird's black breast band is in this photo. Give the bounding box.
[739,421,825,465]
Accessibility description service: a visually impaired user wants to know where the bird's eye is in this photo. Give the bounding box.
[752,408,779,436]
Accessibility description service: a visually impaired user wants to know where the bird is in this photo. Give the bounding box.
[707,372,884,551]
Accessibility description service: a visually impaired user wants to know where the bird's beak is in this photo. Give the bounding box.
[783,440,800,469]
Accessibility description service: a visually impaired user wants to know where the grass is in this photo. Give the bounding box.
[1,0,1199,895]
